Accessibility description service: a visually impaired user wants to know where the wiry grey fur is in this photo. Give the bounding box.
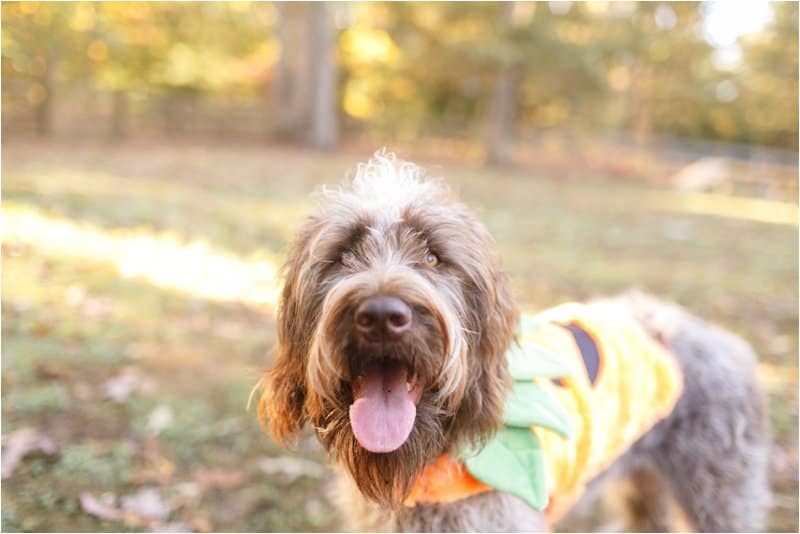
[335,291,771,532]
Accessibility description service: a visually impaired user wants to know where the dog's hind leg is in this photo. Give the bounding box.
[624,469,674,532]
[651,390,770,533]
[624,292,772,532]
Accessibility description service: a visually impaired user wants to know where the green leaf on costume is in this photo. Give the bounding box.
[519,313,550,333]
[463,427,549,511]
[507,341,576,380]
[504,381,573,438]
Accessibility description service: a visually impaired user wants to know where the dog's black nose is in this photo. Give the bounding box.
[355,296,412,339]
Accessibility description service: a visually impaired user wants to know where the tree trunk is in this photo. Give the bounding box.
[272,3,313,142]
[110,90,128,141]
[631,61,653,145]
[486,2,516,166]
[309,2,338,150]
[35,51,56,137]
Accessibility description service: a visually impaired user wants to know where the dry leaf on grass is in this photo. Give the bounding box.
[103,373,141,402]
[82,487,175,530]
[35,362,72,381]
[146,405,174,435]
[103,367,157,402]
[80,492,121,521]
[192,468,247,490]
[2,427,58,479]
[120,487,172,521]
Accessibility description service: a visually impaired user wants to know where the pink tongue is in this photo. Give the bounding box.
[349,363,416,453]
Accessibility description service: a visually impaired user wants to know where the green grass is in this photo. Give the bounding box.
[2,140,797,531]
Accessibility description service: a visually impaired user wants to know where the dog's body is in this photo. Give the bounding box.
[258,152,770,532]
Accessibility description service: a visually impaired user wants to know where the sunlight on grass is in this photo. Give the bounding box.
[2,204,282,312]
[641,191,798,226]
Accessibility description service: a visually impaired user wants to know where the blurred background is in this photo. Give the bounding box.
[1,1,797,532]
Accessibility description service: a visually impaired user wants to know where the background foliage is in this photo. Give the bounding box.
[2,1,798,149]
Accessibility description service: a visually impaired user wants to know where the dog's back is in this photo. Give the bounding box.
[565,292,772,532]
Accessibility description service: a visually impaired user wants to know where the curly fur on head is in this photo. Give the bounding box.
[258,151,517,505]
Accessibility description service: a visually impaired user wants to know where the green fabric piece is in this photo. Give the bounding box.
[459,315,575,511]
[507,341,576,380]
[463,427,549,511]
[504,381,573,439]
[519,313,550,333]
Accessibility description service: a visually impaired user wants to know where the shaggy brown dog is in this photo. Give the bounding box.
[257,152,770,532]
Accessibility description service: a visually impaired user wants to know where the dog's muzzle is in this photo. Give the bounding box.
[348,295,424,454]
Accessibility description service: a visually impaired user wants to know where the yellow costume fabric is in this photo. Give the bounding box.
[405,303,684,522]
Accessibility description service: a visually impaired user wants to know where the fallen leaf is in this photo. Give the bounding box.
[120,487,172,521]
[257,456,325,483]
[2,427,58,479]
[31,320,53,337]
[80,492,121,521]
[103,367,154,402]
[35,362,71,381]
[192,468,247,489]
[146,405,174,436]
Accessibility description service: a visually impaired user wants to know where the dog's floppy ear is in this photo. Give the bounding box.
[453,210,518,441]
[258,216,326,446]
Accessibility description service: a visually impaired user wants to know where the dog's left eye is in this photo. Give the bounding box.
[341,251,356,264]
[424,251,439,267]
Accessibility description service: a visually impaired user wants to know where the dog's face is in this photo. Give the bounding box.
[259,153,517,505]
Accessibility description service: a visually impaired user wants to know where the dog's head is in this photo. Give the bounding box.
[259,152,517,505]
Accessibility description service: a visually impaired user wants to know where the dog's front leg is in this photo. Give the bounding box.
[333,471,548,532]
[393,492,549,533]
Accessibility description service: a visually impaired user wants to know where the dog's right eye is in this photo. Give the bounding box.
[424,251,440,267]
[341,251,356,264]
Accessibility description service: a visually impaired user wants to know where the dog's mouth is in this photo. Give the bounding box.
[348,359,424,454]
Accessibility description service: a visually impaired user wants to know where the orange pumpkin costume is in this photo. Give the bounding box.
[404,303,683,523]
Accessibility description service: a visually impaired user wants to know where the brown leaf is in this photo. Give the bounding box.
[80,492,121,521]
[31,321,53,337]
[35,362,72,381]
[192,468,247,489]
[2,427,58,479]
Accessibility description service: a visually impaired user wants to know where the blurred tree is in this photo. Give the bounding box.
[486,2,516,165]
[309,2,338,149]
[735,2,798,148]
[2,2,90,136]
[1,1,796,150]
[273,2,312,141]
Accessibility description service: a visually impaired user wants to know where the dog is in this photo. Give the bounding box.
[257,151,771,532]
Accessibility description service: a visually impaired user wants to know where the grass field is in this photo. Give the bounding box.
[2,140,797,532]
